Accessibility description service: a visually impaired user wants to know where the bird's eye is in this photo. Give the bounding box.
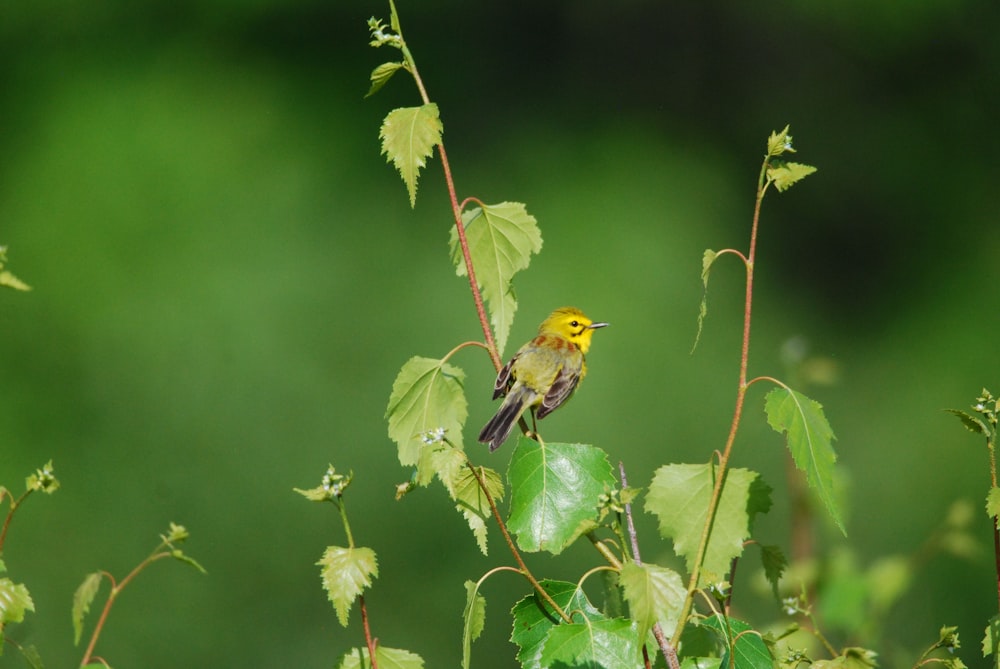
[570,320,579,327]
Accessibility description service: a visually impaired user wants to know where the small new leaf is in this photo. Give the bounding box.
[0,246,30,291]
[766,125,795,157]
[764,387,846,534]
[0,575,34,628]
[317,546,379,627]
[767,161,817,192]
[982,614,1000,658]
[385,356,467,482]
[691,248,719,354]
[380,104,443,207]
[450,202,543,354]
[946,408,990,437]
[26,460,59,494]
[452,466,504,555]
[366,61,405,98]
[72,572,104,645]
[987,487,1000,520]
[462,580,487,669]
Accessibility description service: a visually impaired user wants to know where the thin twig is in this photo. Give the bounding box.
[360,595,379,669]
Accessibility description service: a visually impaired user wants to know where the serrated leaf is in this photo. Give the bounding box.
[386,356,467,483]
[452,466,503,555]
[645,464,763,585]
[72,572,103,645]
[759,544,787,601]
[366,61,405,98]
[450,202,542,355]
[619,562,685,640]
[811,647,878,669]
[691,249,720,354]
[339,645,424,669]
[317,546,378,627]
[764,387,845,534]
[946,408,990,436]
[511,580,604,669]
[380,104,443,207]
[701,614,772,669]
[13,643,44,669]
[766,125,794,157]
[506,438,616,554]
[987,487,1000,520]
[0,576,34,632]
[462,580,487,669]
[540,618,642,669]
[982,614,1000,658]
[767,161,817,192]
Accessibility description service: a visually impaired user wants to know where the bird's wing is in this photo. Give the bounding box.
[492,354,518,400]
[537,359,582,419]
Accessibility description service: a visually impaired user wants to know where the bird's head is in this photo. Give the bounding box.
[538,306,609,354]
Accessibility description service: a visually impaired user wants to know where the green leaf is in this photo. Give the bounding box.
[452,466,503,555]
[758,544,787,601]
[982,614,1000,659]
[619,562,685,640]
[13,643,44,669]
[540,618,642,669]
[811,647,878,669]
[510,580,604,669]
[339,645,424,669]
[701,614,772,669]
[366,61,405,98]
[386,356,467,484]
[766,125,795,157]
[462,580,487,669]
[767,161,817,192]
[946,408,990,436]
[764,387,845,534]
[506,438,616,554]
[450,202,543,355]
[691,248,719,354]
[317,546,379,627]
[379,104,443,207]
[0,246,30,291]
[645,464,765,584]
[988,488,1000,520]
[0,576,34,632]
[72,572,103,645]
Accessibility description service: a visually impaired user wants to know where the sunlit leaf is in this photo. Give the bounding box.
[72,572,103,645]
[766,125,794,157]
[619,562,685,640]
[386,356,467,483]
[988,487,1000,520]
[450,202,542,355]
[317,546,379,627]
[366,61,405,98]
[506,438,615,554]
[379,104,443,207]
[452,466,503,555]
[338,645,424,669]
[764,387,845,534]
[946,408,990,437]
[645,463,765,584]
[462,580,487,669]
[767,161,817,192]
[982,614,1000,659]
[540,618,642,669]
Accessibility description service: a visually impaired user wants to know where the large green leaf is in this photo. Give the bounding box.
[379,103,443,207]
[385,356,467,484]
[645,464,768,584]
[540,618,642,669]
[510,580,604,669]
[506,438,616,554]
[619,562,685,640]
[764,387,845,534]
[317,546,379,627]
[450,202,542,355]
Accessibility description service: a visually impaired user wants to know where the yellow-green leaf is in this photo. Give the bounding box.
[379,104,443,207]
[318,546,379,627]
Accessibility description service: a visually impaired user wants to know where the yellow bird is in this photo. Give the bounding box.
[478,307,608,451]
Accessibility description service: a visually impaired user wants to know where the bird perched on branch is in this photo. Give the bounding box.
[478,306,608,451]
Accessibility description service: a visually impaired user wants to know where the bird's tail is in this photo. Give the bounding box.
[478,391,530,452]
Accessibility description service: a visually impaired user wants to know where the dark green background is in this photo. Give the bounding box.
[2,1,998,667]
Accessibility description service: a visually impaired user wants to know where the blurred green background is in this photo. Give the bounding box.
[1,1,998,667]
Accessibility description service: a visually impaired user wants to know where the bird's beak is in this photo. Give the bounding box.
[588,322,609,330]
